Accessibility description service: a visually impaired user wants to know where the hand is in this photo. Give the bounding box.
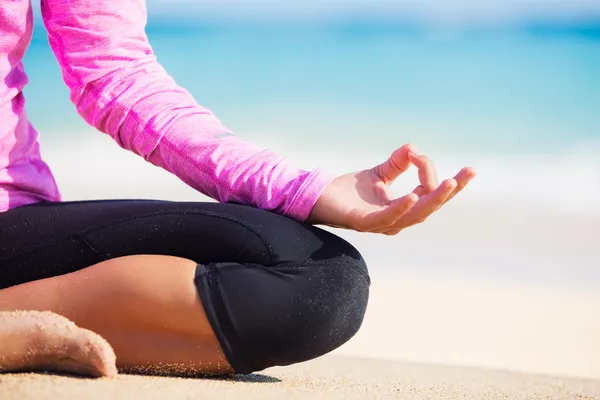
[306,144,476,235]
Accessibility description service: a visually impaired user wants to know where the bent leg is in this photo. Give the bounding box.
[0,255,232,375]
[0,201,370,374]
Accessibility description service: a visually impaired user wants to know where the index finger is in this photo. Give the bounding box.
[408,150,439,192]
[372,144,413,185]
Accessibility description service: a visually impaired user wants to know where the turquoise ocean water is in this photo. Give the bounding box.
[25,19,600,152]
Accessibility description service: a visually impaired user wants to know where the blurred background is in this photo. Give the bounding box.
[26,0,599,379]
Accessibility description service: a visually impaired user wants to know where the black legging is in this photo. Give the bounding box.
[0,200,370,373]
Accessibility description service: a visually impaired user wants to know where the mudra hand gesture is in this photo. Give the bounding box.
[308,144,476,235]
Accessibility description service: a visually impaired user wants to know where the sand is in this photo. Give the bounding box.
[334,271,600,381]
[1,355,599,400]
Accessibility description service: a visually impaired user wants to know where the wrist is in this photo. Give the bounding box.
[284,169,335,223]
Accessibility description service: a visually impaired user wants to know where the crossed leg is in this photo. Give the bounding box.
[0,255,230,377]
[0,201,369,378]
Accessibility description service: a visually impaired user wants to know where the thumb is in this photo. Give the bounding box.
[373,143,413,185]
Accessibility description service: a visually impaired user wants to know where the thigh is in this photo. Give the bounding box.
[0,200,363,289]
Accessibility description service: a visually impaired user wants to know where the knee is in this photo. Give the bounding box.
[197,235,370,374]
[251,253,370,372]
[303,255,370,358]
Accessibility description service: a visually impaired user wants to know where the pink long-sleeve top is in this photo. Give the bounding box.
[0,0,332,221]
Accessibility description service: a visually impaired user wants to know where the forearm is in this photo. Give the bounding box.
[40,0,332,220]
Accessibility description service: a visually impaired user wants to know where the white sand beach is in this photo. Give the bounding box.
[1,355,599,400]
[2,268,599,399]
[336,271,600,381]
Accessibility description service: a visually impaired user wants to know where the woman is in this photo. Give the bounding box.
[0,0,475,377]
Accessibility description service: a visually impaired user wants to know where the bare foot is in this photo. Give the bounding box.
[0,311,117,377]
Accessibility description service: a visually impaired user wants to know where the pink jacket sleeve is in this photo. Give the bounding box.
[40,0,333,221]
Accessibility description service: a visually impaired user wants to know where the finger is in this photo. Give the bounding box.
[372,144,413,185]
[395,178,457,228]
[408,150,439,192]
[412,185,428,196]
[414,166,474,201]
[444,167,477,203]
[359,193,418,232]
